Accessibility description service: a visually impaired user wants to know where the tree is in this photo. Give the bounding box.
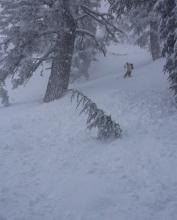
[0,0,123,105]
[71,0,101,81]
[108,0,161,61]
[43,0,77,102]
[157,0,177,101]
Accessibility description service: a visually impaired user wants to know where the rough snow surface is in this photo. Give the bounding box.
[1,44,177,220]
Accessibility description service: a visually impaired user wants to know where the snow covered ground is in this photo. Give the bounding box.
[0,44,177,220]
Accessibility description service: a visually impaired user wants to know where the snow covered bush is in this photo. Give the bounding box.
[70,89,122,140]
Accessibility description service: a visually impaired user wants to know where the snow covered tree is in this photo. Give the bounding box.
[157,0,177,101]
[71,0,101,81]
[108,0,161,61]
[70,89,122,140]
[0,0,123,105]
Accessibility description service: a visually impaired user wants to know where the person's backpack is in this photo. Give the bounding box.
[130,64,134,70]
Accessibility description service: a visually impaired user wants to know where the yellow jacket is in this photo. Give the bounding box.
[125,63,133,72]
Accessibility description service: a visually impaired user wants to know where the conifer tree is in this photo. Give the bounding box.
[108,0,161,60]
[0,0,123,105]
[158,0,177,101]
[71,0,101,81]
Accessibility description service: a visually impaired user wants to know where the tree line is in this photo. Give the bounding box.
[109,0,177,102]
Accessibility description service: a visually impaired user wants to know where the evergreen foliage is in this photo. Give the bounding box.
[158,0,177,101]
[71,0,101,81]
[108,0,177,103]
[108,0,161,60]
[70,89,122,140]
[0,0,123,105]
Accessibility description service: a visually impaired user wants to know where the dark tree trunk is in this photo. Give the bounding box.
[150,20,161,61]
[79,54,92,80]
[44,1,76,103]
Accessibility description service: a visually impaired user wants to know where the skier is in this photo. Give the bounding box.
[124,62,134,78]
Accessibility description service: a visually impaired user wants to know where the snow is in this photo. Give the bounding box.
[1,44,177,220]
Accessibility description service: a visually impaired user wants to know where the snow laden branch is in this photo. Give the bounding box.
[80,4,124,41]
[70,89,122,140]
[12,47,55,89]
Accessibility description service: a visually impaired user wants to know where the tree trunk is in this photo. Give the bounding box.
[150,20,161,61]
[79,54,92,80]
[44,1,76,103]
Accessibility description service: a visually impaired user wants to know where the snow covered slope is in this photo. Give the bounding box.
[0,44,177,220]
